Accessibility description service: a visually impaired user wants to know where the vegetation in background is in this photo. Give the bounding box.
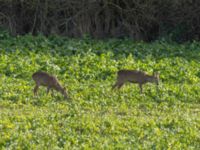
[0,34,199,149]
[0,0,200,42]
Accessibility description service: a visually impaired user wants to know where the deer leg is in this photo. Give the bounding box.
[112,83,118,90]
[46,87,50,95]
[117,83,124,89]
[139,84,143,94]
[51,89,54,97]
[33,85,39,96]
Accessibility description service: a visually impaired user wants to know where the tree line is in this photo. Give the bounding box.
[0,0,200,42]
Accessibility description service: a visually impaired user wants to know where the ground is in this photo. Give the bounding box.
[0,36,200,149]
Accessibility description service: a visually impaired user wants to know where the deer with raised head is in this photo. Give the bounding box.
[32,71,68,98]
[112,70,159,93]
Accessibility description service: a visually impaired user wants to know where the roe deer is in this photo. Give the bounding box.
[112,70,159,93]
[32,71,68,98]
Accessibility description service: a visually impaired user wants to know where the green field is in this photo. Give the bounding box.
[0,35,200,149]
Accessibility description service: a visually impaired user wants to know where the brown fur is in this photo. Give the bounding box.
[112,70,159,93]
[32,71,67,98]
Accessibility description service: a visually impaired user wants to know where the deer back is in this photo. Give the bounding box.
[117,70,148,84]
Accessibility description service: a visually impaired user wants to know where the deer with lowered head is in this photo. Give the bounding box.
[112,70,159,93]
[32,71,68,98]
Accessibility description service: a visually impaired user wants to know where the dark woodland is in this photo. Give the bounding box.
[0,0,200,42]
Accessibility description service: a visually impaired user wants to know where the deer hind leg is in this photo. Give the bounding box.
[139,84,143,94]
[33,85,39,96]
[117,83,124,89]
[112,81,124,90]
[112,83,118,90]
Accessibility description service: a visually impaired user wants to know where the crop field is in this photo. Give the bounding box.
[0,35,200,149]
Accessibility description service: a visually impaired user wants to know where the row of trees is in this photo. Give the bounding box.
[0,0,200,41]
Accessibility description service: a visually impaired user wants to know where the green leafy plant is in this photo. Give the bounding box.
[0,35,199,149]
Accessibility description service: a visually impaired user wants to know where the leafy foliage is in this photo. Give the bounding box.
[1,0,200,41]
[0,35,200,149]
